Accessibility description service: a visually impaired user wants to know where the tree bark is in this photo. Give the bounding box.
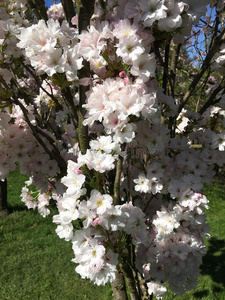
[111,267,129,300]
[113,156,123,205]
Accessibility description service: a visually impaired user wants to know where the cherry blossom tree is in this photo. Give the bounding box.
[0,0,225,299]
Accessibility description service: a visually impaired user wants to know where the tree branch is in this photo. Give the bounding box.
[163,43,170,93]
[170,43,181,98]
[27,0,48,21]
[178,28,225,113]
[153,42,173,92]
[13,96,67,174]
[121,262,139,300]
[22,64,64,111]
[61,0,76,25]
[199,80,225,115]
[113,156,123,205]
[76,0,95,154]
[61,86,79,128]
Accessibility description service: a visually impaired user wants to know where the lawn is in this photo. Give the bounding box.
[0,170,113,300]
[0,169,225,300]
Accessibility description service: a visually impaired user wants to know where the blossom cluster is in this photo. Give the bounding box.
[83,77,157,143]
[52,159,148,285]
[93,0,212,44]
[21,179,51,217]
[0,106,60,190]
[78,18,156,80]
[137,192,210,297]
[16,19,83,80]
[212,43,225,72]
[47,3,65,20]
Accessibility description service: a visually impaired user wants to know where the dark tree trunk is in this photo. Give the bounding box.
[0,179,8,212]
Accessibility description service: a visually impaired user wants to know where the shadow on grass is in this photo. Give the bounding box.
[192,237,225,298]
[200,237,225,286]
[0,204,27,218]
[6,202,58,215]
[193,285,224,299]
[7,204,27,213]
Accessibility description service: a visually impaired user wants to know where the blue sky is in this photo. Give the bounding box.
[45,0,52,8]
[45,0,61,8]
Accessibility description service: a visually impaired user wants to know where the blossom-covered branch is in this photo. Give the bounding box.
[0,1,225,299]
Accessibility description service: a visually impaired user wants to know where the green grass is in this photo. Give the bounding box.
[7,170,28,210]
[1,169,113,300]
[1,169,225,300]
